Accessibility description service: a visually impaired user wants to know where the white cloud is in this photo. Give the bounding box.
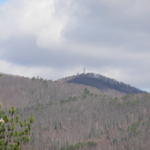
[0,60,53,78]
[0,0,150,89]
[0,0,66,47]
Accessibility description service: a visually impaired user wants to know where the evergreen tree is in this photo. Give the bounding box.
[0,105,33,150]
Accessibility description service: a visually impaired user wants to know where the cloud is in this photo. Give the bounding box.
[62,0,150,50]
[0,0,150,89]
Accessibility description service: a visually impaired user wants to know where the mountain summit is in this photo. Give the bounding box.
[62,73,145,94]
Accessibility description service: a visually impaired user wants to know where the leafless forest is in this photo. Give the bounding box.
[0,73,150,150]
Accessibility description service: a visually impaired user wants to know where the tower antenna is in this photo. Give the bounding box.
[83,67,86,74]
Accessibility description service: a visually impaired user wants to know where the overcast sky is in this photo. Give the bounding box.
[0,0,150,90]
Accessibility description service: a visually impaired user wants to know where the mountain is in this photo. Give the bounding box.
[61,73,145,94]
[0,73,120,108]
[0,72,149,150]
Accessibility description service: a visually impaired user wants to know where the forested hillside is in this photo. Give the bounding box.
[0,73,124,108]
[22,90,150,150]
[62,73,145,94]
[0,73,149,150]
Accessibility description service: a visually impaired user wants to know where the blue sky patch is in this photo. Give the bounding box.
[0,0,6,4]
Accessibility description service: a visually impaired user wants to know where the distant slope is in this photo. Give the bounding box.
[0,72,150,150]
[61,73,145,94]
[0,73,122,108]
[0,72,145,109]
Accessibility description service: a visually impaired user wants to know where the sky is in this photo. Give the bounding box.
[0,0,4,2]
[0,0,5,4]
[0,0,150,90]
